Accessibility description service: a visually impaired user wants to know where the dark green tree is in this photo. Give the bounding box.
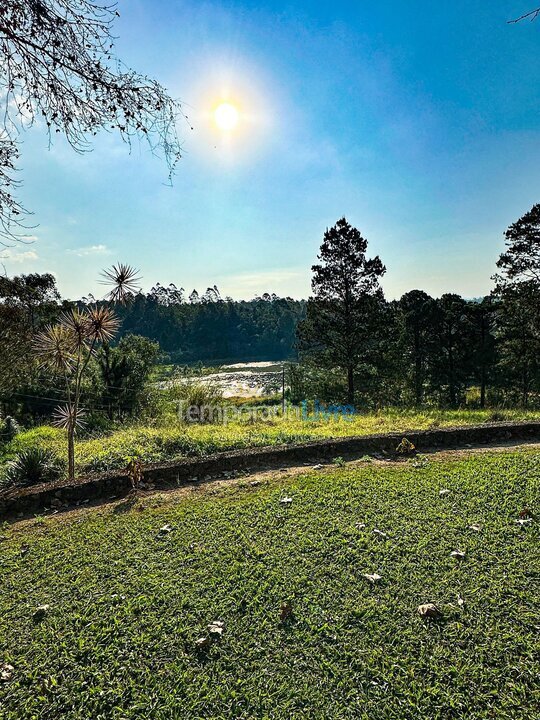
[494,282,540,406]
[0,273,60,410]
[397,290,439,405]
[496,203,540,285]
[493,204,540,404]
[432,294,471,407]
[0,273,59,328]
[466,298,497,407]
[98,334,159,419]
[297,218,386,404]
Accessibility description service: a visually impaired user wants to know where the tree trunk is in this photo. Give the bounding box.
[480,365,486,408]
[414,325,422,405]
[347,365,354,405]
[522,366,529,408]
[67,426,75,481]
[480,312,486,408]
[448,327,456,406]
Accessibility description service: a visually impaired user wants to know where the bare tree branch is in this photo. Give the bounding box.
[508,7,540,23]
[0,0,186,245]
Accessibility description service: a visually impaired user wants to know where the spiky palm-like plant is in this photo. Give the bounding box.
[4,448,65,489]
[33,266,139,480]
[100,264,142,304]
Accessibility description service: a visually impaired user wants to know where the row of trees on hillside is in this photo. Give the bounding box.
[297,209,540,408]
[109,291,306,363]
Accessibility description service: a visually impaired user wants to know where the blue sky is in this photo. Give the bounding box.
[4,0,540,300]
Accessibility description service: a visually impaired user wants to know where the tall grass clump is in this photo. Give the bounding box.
[167,379,225,423]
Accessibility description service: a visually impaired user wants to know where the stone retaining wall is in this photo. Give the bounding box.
[2,421,539,518]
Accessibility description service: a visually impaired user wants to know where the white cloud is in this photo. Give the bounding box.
[217,268,310,299]
[1,249,39,264]
[68,244,112,257]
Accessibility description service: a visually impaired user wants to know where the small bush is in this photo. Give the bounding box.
[487,410,507,423]
[3,448,65,489]
[169,380,225,423]
[0,416,20,443]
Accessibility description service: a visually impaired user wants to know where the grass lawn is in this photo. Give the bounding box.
[0,449,538,719]
[2,407,540,474]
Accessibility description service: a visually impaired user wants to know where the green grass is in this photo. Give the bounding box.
[0,450,538,718]
[2,407,540,475]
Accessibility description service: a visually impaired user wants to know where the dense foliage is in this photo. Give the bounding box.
[3,203,540,426]
[113,288,306,364]
[296,212,540,407]
[0,273,59,403]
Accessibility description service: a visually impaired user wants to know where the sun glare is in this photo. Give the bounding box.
[214,102,239,131]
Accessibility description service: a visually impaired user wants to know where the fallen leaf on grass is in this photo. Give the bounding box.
[417,603,441,619]
[208,620,225,637]
[195,637,211,650]
[157,524,173,535]
[280,601,293,622]
[0,664,14,682]
[519,507,534,519]
[363,573,382,584]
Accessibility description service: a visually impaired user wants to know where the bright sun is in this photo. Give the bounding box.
[214,102,239,131]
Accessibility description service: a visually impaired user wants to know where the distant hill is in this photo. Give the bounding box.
[91,287,306,364]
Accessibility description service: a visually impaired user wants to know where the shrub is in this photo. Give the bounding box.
[488,410,507,422]
[168,380,225,423]
[3,448,65,489]
[0,416,20,443]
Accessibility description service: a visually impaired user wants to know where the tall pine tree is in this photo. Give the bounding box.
[298,218,386,405]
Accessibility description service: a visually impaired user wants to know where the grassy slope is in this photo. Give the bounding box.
[0,450,539,719]
[2,407,540,473]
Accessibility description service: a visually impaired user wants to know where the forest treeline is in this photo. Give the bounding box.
[295,209,540,409]
[2,204,540,418]
[0,272,535,413]
[93,285,527,408]
[108,286,306,364]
